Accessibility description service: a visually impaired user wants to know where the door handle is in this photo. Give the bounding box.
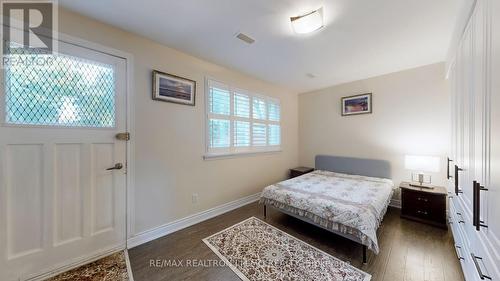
[106,163,123,170]
[473,181,478,228]
[455,165,463,195]
[455,245,464,260]
[473,181,489,231]
[447,158,453,179]
[471,253,492,280]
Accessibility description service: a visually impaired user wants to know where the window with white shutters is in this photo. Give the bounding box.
[206,79,281,157]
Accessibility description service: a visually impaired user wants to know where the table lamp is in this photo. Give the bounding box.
[404,155,440,189]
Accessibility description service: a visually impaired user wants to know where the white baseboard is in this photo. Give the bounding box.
[127,192,261,249]
[389,199,401,208]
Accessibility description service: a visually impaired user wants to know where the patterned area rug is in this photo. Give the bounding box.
[47,251,132,281]
[203,217,371,281]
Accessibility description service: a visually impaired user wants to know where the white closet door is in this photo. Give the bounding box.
[471,0,486,221]
[479,0,500,277]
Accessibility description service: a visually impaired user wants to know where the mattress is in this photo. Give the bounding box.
[259,170,395,253]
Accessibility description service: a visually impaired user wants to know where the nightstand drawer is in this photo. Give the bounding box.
[403,204,440,220]
[402,191,445,218]
[402,190,443,209]
[400,182,447,229]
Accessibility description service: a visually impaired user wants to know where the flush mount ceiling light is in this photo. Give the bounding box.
[290,8,324,34]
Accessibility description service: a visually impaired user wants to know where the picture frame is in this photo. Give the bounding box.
[341,93,372,116]
[152,70,196,106]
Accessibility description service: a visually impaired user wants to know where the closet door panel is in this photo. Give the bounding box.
[472,0,484,190]
[458,21,474,218]
[448,66,457,193]
[472,0,487,227]
[484,0,500,270]
[455,31,464,195]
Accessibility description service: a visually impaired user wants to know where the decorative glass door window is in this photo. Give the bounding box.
[4,46,116,128]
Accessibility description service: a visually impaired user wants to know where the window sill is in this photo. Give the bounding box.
[203,149,282,160]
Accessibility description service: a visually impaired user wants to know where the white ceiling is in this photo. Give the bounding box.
[59,0,463,93]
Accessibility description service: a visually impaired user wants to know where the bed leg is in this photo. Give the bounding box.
[362,245,367,264]
[263,204,267,219]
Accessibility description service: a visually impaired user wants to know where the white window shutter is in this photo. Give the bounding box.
[234,92,250,118]
[209,87,230,115]
[206,79,281,156]
[268,100,280,122]
[208,80,231,152]
[209,119,230,148]
[252,97,267,120]
[234,121,250,147]
[252,122,267,146]
[268,124,281,146]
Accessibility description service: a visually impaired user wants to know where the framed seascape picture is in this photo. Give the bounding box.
[341,93,372,116]
[152,70,196,106]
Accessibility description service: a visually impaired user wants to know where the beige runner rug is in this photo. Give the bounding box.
[203,217,371,281]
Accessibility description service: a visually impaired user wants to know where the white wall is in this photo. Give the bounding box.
[57,7,447,239]
[57,8,299,236]
[299,63,450,202]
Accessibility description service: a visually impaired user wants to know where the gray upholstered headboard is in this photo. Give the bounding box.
[315,155,391,179]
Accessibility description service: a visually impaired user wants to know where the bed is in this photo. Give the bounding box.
[259,155,394,263]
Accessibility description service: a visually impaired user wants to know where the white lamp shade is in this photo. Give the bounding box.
[291,8,324,34]
[404,155,440,173]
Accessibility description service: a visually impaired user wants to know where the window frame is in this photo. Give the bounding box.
[204,78,281,159]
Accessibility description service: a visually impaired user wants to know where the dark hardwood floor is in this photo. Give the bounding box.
[129,202,464,281]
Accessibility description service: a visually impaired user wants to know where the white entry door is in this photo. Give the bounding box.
[0,40,127,280]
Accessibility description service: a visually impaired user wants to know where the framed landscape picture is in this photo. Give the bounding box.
[341,93,372,116]
[153,70,196,106]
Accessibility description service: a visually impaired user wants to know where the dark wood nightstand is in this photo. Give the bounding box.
[400,182,447,229]
[289,167,314,178]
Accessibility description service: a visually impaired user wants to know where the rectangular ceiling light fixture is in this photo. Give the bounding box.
[290,8,324,34]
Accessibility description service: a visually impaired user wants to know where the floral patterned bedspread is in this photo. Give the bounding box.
[259,170,395,254]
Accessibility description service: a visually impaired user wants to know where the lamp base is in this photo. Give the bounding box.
[409,183,434,189]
